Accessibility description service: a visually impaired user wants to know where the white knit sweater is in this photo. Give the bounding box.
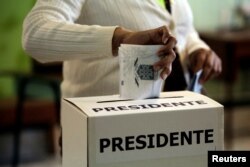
[22,0,209,97]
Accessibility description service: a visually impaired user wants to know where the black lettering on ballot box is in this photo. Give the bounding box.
[208,151,250,167]
[62,91,224,167]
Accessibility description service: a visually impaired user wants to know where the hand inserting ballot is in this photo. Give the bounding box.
[187,49,222,84]
[112,26,177,80]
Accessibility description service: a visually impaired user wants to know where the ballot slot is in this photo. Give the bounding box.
[96,96,184,103]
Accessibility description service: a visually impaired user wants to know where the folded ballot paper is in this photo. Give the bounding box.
[187,70,203,93]
[119,44,163,99]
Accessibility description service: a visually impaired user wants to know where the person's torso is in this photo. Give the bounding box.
[62,0,191,97]
[76,0,171,31]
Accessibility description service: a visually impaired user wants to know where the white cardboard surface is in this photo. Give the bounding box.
[62,91,224,167]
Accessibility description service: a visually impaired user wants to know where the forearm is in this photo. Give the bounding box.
[185,29,210,55]
[22,0,117,63]
[23,19,117,63]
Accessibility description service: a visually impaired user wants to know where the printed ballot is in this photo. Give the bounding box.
[61,91,224,167]
[119,44,163,99]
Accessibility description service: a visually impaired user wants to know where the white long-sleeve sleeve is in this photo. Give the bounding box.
[172,0,209,59]
[171,0,210,83]
[22,0,117,63]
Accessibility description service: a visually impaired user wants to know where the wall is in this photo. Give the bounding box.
[0,0,35,98]
[189,0,249,31]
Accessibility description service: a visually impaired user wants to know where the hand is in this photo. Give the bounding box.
[188,48,222,84]
[112,26,177,80]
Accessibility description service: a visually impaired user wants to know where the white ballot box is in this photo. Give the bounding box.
[61,91,224,167]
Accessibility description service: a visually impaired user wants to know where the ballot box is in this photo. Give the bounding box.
[61,91,224,167]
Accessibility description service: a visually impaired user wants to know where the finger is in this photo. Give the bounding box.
[157,36,177,56]
[158,26,171,44]
[153,50,176,70]
[154,51,175,80]
[160,65,172,80]
[206,52,222,79]
[199,69,212,84]
[199,53,215,83]
[215,56,222,75]
[212,60,220,77]
[191,51,207,73]
[218,60,222,74]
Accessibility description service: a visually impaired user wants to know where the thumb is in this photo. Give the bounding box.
[152,26,171,44]
[161,27,171,44]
